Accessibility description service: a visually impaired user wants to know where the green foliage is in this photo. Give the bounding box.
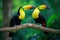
[0,0,2,27]
[0,0,60,40]
[47,14,57,27]
[0,10,3,27]
[47,14,60,29]
[12,28,42,40]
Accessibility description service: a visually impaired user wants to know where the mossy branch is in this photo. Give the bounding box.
[0,23,60,34]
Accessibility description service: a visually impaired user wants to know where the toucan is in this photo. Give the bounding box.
[9,5,35,37]
[32,5,49,34]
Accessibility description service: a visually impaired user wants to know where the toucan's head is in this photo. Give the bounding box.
[18,5,35,20]
[22,5,35,10]
[38,5,49,10]
[18,5,35,14]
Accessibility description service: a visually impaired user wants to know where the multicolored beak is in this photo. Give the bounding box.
[22,5,35,10]
[38,5,49,10]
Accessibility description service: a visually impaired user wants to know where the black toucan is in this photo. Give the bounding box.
[32,5,49,34]
[9,5,35,37]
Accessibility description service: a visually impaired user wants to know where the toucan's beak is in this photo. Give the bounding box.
[22,5,35,10]
[38,5,50,10]
[25,5,35,9]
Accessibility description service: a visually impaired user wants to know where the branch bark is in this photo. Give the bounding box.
[0,23,60,34]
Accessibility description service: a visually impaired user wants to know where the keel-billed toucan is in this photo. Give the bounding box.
[9,5,35,37]
[32,5,49,34]
[32,5,49,27]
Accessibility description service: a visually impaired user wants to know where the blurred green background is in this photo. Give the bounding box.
[0,0,60,40]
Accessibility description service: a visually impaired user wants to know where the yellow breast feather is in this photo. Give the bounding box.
[19,8,25,20]
[32,8,40,19]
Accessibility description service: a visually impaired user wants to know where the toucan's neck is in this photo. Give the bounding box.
[18,8,25,20]
[32,8,40,19]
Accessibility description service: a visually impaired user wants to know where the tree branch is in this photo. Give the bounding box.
[0,23,60,34]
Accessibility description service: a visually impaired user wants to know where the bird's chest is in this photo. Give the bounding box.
[34,15,44,23]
